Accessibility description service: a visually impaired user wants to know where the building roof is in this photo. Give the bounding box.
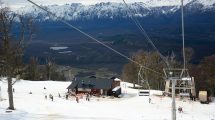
[114,78,121,81]
[67,77,114,90]
[112,86,121,92]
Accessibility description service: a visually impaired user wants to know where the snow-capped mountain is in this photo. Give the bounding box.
[7,0,215,68]
[16,0,215,21]
[193,0,215,6]
[186,0,215,12]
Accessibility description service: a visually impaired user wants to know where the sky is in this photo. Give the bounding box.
[1,0,144,10]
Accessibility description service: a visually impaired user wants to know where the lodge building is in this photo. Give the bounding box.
[67,76,121,97]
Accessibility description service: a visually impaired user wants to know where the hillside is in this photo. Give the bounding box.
[9,0,215,73]
[0,80,215,120]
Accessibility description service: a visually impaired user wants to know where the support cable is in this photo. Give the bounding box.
[122,0,170,68]
[27,0,163,76]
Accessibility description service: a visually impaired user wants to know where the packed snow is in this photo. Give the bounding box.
[0,80,215,120]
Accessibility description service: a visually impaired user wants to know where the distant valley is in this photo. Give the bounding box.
[14,1,215,73]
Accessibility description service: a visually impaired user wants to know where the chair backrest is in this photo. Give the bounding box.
[139,90,150,96]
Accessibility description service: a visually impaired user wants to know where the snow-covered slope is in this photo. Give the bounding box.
[15,0,215,21]
[194,0,215,6]
[142,0,192,7]
[0,80,215,120]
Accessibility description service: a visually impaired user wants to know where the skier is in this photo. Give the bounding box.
[178,106,183,113]
[51,95,54,101]
[66,94,69,100]
[49,94,53,101]
[76,96,79,103]
[86,93,90,101]
[149,98,151,103]
[58,93,61,98]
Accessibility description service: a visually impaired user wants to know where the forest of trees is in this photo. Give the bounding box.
[121,50,165,90]
[23,57,66,81]
[0,6,66,80]
[0,6,66,109]
[190,55,215,97]
[121,49,215,96]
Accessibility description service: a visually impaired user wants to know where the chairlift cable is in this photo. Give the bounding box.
[123,0,168,93]
[27,0,163,76]
[122,0,170,68]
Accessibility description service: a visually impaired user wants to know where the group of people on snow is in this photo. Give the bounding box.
[43,86,91,103]
[75,93,91,103]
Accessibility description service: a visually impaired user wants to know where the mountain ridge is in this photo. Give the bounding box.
[8,0,215,70]
[16,0,215,21]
